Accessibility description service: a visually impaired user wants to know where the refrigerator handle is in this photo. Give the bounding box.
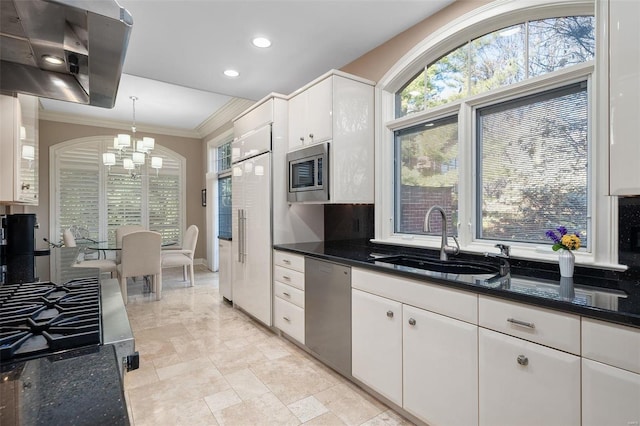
[237,209,243,262]
[241,209,246,264]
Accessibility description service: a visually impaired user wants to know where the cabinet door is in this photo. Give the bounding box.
[218,239,231,300]
[0,94,19,202]
[582,358,640,426]
[609,0,640,195]
[288,92,307,150]
[351,289,402,406]
[479,328,580,426]
[231,162,245,300]
[403,305,478,426]
[15,94,38,204]
[236,154,272,326]
[305,76,333,145]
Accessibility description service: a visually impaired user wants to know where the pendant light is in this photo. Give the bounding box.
[103,96,162,177]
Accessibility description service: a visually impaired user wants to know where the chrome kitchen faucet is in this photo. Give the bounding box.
[424,205,460,261]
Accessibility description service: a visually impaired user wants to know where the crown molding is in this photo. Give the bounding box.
[39,110,203,139]
[197,97,256,138]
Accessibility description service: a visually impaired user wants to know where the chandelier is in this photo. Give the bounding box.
[102,96,162,176]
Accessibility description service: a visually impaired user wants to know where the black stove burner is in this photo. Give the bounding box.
[0,278,101,363]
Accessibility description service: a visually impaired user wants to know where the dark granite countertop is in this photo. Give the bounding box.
[0,345,129,425]
[274,239,640,329]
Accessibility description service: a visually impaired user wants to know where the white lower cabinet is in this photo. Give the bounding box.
[273,297,305,344]
[582,358,640,426]
[273,250,305,344]
[349,268,635,426]
[218,239,232,300]
[403,305,478,426]
[352,288,403,406]
[351,285,477,426]
[478,328,581,426]
[581,317,640,425]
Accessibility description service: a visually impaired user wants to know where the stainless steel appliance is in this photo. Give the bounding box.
[1,213,48,285]
[305,257,351,376]
[287,143,329,203]
[0,0,132,108]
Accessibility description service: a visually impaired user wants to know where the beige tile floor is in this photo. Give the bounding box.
[123,265,414,426]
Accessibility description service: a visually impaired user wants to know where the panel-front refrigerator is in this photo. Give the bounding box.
[231,124,272,326]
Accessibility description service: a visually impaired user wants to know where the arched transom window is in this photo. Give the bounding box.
[375,0,616,267]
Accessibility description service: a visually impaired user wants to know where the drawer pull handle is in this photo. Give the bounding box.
[282,292,291,297]
[408,318,416,326]
[507,318,535,329]
[283,259,291,264]
[283,316,290,322]
[282,275,291,280]
[517,355,529,366]
[386,310,394,318]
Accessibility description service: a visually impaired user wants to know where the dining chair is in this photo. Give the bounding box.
[63,228,117,278]
[115,225,145,263]
[117,230,162,304]
[161,225,199,287]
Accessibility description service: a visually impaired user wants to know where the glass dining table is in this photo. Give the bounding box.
[86,241,178,258]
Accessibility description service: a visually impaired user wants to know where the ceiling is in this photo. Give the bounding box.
[39,0,454,138]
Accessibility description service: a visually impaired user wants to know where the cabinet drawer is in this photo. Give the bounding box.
[478,296,580,355]
[274,297,305,344]
[274,265,304,290]
[273,251,305,272]
[582,318,640,374]
[274,281,304,309]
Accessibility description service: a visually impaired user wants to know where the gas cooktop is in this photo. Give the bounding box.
[0,277,101,363]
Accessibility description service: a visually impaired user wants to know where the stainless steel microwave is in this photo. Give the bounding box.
[287,142,329,202]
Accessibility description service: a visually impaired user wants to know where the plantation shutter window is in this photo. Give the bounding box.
[52,137,185,247]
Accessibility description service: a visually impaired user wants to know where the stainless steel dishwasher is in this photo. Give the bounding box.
[305,257,352,377]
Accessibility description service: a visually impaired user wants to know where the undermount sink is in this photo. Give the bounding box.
[370,255,500,275]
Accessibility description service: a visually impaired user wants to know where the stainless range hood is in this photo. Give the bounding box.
[0,0,132,108]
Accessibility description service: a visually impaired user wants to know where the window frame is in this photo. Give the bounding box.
[373,0,620,269]
[50,136,186,246]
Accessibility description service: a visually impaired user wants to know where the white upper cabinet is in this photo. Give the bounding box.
[609,0,640,195]
[287,70,375,204]
[0,94,39,205]
[288,76,333,149]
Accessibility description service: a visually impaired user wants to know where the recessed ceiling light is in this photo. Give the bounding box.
[252,37,271,48]
[43,55,64,65]
[224,69,239,77]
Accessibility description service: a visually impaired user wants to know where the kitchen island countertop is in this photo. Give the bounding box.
[0,345,128,425]
[274,239,640,329]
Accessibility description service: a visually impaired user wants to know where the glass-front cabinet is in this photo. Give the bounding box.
[0,93,39,205]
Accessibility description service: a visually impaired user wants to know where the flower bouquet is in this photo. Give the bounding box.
[545,226,581,277]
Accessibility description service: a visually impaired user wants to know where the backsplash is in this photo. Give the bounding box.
[324,204,374,241]
[324,201,640,282]
[619,197,640,280]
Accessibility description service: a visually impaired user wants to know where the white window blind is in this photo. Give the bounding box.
[57,142,100,242]
[107,173,142,243]
[148,150,181,243]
